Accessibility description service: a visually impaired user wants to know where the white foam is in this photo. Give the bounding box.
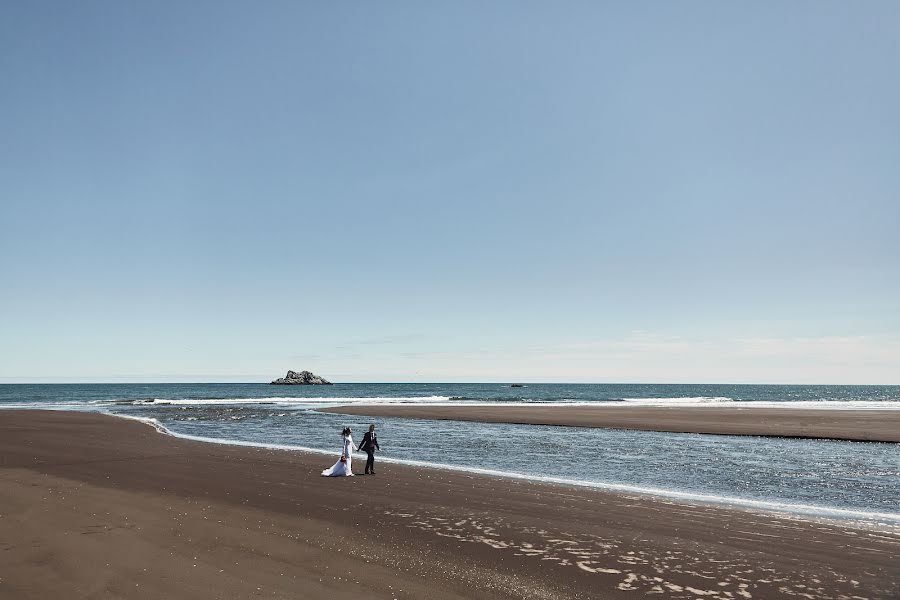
[639,399,900,410]
[319,398,900,410]
[110,412,900,531]
[620,396,734,404]
[6,395,900,411]
[129,395,452,406]
[613,398,900,409]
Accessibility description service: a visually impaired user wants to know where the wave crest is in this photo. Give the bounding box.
[620,396,734,405]
[129,396,452,406]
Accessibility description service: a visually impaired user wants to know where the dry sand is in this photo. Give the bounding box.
[322,405,900,442]
[1,410,897,599]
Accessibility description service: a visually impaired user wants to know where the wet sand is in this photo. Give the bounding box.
[1,410,897,599]
[322,405,900,442]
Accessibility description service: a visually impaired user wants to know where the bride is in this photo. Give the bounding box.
[321,427,354,476]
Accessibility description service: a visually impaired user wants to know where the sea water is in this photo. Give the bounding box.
[2,383,898,528]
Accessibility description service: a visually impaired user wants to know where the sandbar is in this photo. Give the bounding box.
[322,405,900,442]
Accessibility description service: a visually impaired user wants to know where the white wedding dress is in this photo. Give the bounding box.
[321,434,354,476]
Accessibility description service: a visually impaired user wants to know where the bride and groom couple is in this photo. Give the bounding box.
[321,424,380,477]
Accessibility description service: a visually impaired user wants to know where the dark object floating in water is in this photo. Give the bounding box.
[510,384,525,388]
[270,370,332,385]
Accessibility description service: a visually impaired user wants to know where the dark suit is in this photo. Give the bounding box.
[357,431,380,474]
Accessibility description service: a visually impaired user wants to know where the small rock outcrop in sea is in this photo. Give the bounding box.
[270,370,333,385]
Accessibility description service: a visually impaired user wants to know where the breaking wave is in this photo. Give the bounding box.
[126,396,452,406]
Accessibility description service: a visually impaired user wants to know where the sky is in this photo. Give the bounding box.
[1,2,898,383]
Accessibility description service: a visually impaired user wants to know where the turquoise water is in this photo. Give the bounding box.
[2,383,898,527]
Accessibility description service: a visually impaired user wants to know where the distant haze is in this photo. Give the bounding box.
[1,3,897,384]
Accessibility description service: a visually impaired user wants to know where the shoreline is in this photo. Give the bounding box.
[321,404,900,442]
[1,410,898,599]
[115,410,898,526]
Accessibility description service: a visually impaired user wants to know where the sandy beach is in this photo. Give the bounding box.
[322,405,900,442]
[1,410,897,600]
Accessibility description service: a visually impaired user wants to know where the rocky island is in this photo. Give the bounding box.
[270,370,332,385]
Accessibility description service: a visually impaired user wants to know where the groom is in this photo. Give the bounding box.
[357,424,380,475]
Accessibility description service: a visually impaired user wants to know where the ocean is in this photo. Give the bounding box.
[2,383,898,529]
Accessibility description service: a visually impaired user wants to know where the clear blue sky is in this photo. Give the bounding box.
[1,2,898,383]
